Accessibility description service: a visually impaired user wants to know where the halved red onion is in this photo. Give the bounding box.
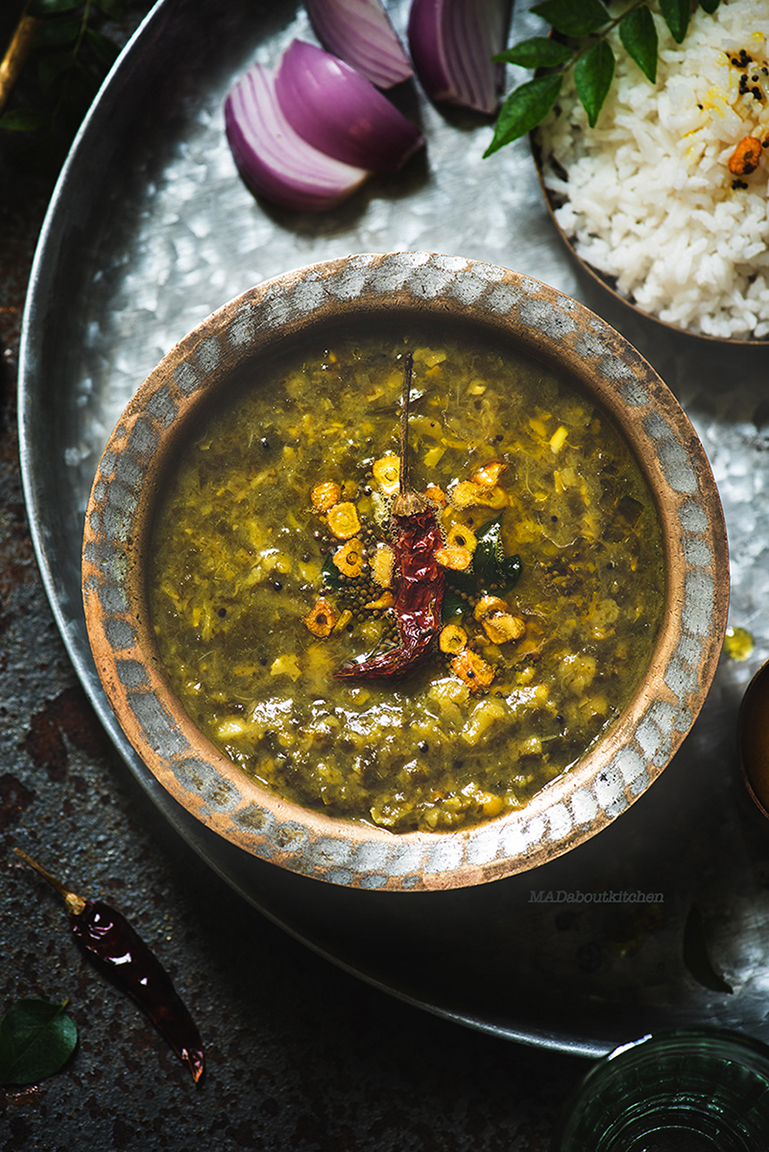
[305,0,413,89]
[274,40,424,173]
[407,0,512,115]
[224,60,370,212]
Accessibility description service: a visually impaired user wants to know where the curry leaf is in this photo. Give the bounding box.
[473,519,522,592]
[484,72,562,156]
[499,553,522,592]
[85,29,120,67]
[486,0,720,161]
[0,109,48,131]
[0,999,78,1085]
[94,0,127,17]
[38,51,75,95]
[70,58,101,102]
[494,38,572,70]
[574,40,615,127]
[32,16,82,47]
[619,6,658,84]
[321,552,343,590]
[442,584,469,619]
[659,0,690,43]
[28,0,82,14]
[443,520,521,618]
[0,0,122,173]
[531,0,608,38]
[683,906,733,994]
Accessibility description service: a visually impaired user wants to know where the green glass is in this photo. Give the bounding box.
[551,1030,769,1151]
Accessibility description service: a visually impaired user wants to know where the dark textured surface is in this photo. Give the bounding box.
[0,11,587,1147]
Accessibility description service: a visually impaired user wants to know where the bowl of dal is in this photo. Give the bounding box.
[82,251,728,891]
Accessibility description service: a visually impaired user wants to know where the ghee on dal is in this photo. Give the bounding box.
[149,325,664,833]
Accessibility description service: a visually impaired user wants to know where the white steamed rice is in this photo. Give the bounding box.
[538,0,769,339]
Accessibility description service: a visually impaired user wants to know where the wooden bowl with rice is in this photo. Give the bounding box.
[533,0,769,342]
[82,252,729,890]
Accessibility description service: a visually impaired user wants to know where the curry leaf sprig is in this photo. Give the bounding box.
[0,0,125,171]
[484,0,722,157]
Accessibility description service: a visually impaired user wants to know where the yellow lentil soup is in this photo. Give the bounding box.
[149,324,664,833]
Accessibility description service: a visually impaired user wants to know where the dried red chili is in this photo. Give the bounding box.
[334,352,445,681]
[14,848,204,1082]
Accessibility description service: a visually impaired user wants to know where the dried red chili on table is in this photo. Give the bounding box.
[334,352,445,681]
[14,848,204,1082]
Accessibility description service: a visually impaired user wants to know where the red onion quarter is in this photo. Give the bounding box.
[408,0,512,115]
[274,40,424,173]
[305,0,413,89]
[224,60,370,212]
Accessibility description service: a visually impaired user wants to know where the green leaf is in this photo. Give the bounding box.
[28,0,83,15]
[94,0,127,17]
[574,39,615,128]
[494,37,572,70]
[698,0,720,11]
[659,0,690,43]
[71,58,101,102]
[499,552,522,591]
[473,519,522,592]
[32,15,82,47]
[38,50,75,94]
[473,519,504,587]
[683,906,733,994]
[321,553,343,591]
[0,108,48,131]
[85,28,120,67]
[483,72,562,157]
[0,999,78,1085]
[531,0,608,38]
[442,585,469,619]
[619,6,658,84]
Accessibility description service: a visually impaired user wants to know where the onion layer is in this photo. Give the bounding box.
[274,40,424,173]
[224,61,369,212]
[408,0,512,115]
[305,0,413,89]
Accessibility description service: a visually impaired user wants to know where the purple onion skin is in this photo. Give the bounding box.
[305,0,413,89]
[274,40,424,174]
[224,62,369,213]
[407,0,448,106]
[408,0,512,116]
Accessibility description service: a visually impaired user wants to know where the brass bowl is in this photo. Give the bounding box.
[82,252,729,890]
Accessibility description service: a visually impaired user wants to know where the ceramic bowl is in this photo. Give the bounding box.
[82,251,729,891]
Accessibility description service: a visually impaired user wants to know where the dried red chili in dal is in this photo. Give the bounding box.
[149,326,663,833]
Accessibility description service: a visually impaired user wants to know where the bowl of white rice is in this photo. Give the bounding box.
[534,0,769,341]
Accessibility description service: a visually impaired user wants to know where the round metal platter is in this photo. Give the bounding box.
[18,0,769,1058]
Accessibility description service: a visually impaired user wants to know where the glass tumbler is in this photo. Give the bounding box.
[551,1029,769,1151]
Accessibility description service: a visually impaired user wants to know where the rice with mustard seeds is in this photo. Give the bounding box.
[537,0,769,339]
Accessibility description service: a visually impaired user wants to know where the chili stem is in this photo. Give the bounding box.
[399,351,414,496]
[393,352,427,518]
[14,847,88,916]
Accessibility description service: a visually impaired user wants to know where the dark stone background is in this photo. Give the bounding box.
[0,3,588,1149]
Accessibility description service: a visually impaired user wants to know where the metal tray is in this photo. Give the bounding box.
[19,0,769,1058]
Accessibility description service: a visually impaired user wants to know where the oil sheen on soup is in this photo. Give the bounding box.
[149,326,664,833]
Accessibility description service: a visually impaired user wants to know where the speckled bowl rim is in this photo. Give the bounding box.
[82,251,729,891]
